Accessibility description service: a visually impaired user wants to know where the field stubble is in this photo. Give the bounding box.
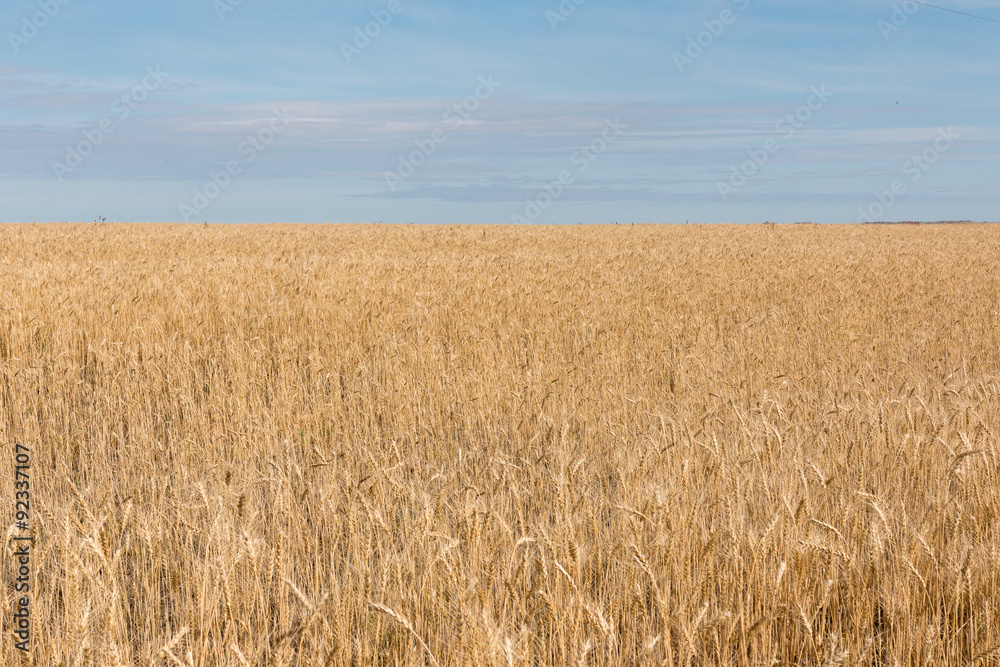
[0,223,998,665]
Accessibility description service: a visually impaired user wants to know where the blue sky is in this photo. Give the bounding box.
[2,0,998,223]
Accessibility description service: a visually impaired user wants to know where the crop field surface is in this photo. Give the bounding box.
[1,223,998,666]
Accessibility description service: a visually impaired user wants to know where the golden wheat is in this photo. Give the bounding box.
[1,222,998,665]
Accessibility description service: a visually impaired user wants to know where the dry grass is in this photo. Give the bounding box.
[1,222,998,666]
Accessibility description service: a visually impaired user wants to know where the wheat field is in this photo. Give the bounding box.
[1,223,998,666]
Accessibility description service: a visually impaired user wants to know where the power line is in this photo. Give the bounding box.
[910,1,1000,24]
